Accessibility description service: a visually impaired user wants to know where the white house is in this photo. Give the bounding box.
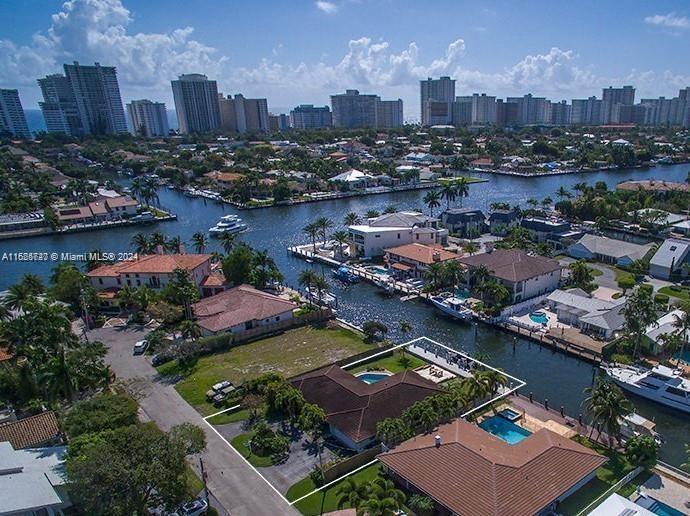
[649,238,690,280]
[328,169,375,189]
[567,234,653,266]
[348,211,448,258]
[643,309,688,355]
[546,288,626,340]
[192,284,298,336]
[459,249,562,304]
[0,441,71,516]
[87,253,213,291]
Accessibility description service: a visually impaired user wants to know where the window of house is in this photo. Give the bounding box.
[98,278,103,284]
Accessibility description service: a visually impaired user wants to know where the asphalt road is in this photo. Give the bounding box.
[91,326,296,516]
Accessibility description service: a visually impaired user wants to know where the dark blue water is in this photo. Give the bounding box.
[1,163,688,464]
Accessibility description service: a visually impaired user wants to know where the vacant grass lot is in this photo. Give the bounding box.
[347,349,426,374]
[157,324,372,415]
[230,433,276,467]
[286,463,382,515]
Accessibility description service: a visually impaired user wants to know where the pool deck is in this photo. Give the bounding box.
[637,472,690,514]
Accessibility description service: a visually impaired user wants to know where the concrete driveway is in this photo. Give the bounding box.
[91,326,296,516]
[589,263,619,290]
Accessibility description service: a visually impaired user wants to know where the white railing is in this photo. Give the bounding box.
[498,293,550,319]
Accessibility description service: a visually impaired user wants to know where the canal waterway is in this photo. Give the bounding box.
[1,163,688,465]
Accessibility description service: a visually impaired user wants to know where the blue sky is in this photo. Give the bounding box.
[1,0,689,120]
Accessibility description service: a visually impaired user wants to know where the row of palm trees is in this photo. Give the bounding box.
[421,177,471,217]
[130,230,238,257]
[129,176,159,207]
[582,378,633,448]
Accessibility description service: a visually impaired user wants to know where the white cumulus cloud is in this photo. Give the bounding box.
[644,12,689,29]
[315,1,338,14]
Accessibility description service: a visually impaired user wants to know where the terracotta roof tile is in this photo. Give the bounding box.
[88,254,211,277]
[0,412,61,449]
[193,284,297,333]
[291,366,442,444]
[378,418,606,516]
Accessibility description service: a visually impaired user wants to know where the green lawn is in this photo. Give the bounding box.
[206,408,252,426]
[157,324,372,415]
[287,463,382,515]
[184,464,204,497]
[557,437,636,515]
[347,349,427,374]
[612,267,636,283]
[438,176,488,185]
[659,285,690,302]
[617,469,653,498]
[589,267,603,277]
[230,433,276,468]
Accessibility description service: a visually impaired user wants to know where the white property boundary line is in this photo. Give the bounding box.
[202,336,527,508]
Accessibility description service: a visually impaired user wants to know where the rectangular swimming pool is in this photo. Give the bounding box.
[635,495,685,516]
[479,415,532,445]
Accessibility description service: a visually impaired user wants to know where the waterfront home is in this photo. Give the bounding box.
[377,418,606,516]
[0,412,61,450]
[0,212,47,233]
[488,209,521,235]
[191,284,297,337]
[384,243,462,279]
[328,169,375,189]
[440,208,486,237]
[469,157,493,169]
[546,288,626,340]
[648,238,690,280]
[291,366,441,451]
[643,309,688,355]
[617,180,690,195]
[204,170,245,187]
[348,211,448,258]
[0,441,72,515]
[520,217,581,249]
[87,253,212,291]
[459,249,562,304]
[567,234,654,266]
[56,195,139,225]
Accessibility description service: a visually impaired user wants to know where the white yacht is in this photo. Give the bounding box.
[219,214,240,222]
[305,287,337,307]
[602,363,690,414]
[430,293,473,321]
[209,218,247,236]
[620,412,663,445]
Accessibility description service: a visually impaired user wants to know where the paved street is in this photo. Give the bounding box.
[91,326,296,516]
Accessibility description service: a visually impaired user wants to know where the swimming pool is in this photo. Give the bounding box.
[673,348,690,365]
[479,415,532,444]
[370,266,389,275]
[635,495,685,516]
[529,311,549,325]
[356,372,392,384]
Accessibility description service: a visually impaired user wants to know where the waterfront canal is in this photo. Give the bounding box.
[1,163,688,465]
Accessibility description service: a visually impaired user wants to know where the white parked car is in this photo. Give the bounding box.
[133,340,148,355]
[179,498,208,516]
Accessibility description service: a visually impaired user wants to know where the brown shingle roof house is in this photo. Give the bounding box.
[192,284,297,335]
[378,418,607,516]
[291,365,442,451]
[0,412,61,450]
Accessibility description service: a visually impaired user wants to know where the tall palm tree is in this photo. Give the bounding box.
[303,223,320,253]
[40,345,77,403]
[423,189,441,217]
[179,319,201,341]
[191,232,209,254]
[365,210,380,219]
[298,270,318,303]
[331,230,350,260]
[440,182,457,209]
[583,379,633,447]
[131,232,150,255]
[150,230,167,251]
[165,235,182,253]
[555,186,572,201]
[2,284,34,311]
[20,274,45,295]
[672,304,690,365]
[423,262,444,291]
[218,232,236,254]
[344,212,361,226]
[455,177,470,207]
[315,216,334,245]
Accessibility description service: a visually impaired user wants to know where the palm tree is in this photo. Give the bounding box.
[134,286,153,312]
[165,235,182,253]
[583,379,633,447]
[572,182,588,195]
[476,369,508,396]
[315,216,334,245]
[331,230,350,260]
[365,210,380,219]
[298,270,318,303]
[131,232,150,254]
[150,230,167,251]
[423,262,445,291]
[555,186,572,201]
[2,283,34,311]
[40,345,77,403]
[218,232,236,254]
[179,319,201,341]
[461,374,492,405]
[455,177,470,207]
[20,274,45,295]
[440,182,457,209]
[383,205,397,214]
[672,304,690,365]
[362,477,406,514]
[336,478,370,509]
[116,285,136,311]
[303,223,320,253]
[344,212,361,226]
[462,241,479,255]
[191,232,209,254]
[311,275,330,304]
[423,189,441,217]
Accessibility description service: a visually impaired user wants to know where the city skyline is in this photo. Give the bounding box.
[1,0,689,121]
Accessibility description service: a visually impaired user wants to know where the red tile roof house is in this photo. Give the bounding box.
[378,418,607,516]
[291,365,442,451]
[384,243,463,279]
[192,284,298,337]
[87,253,213,292]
